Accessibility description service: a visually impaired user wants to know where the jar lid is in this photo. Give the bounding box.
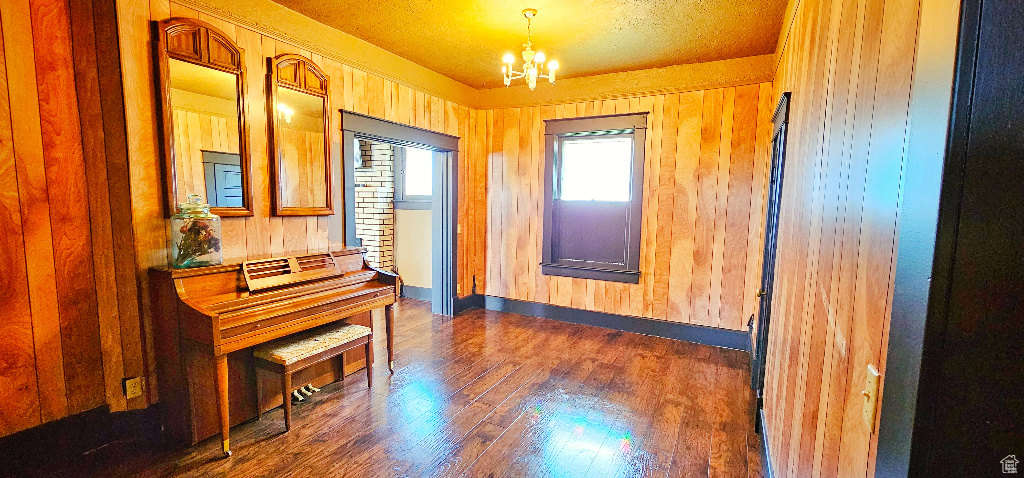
[178,193,210,212]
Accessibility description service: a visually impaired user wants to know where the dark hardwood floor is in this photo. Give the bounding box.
[38,299,764,477]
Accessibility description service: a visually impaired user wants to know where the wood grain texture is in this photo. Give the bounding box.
[35,299,764,477]
[482,84,773,331]
[0,8,42,435]
[0,0,157,434]
[760,0,922,474]
[1,0,67,428]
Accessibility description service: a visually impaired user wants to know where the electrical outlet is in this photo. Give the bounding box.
[124,376,145,399]
[862,365,880,431]
[457,283,462,294]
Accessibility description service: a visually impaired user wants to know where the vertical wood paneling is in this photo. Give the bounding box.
[68,0,129,412]
[668,91,700,324]
[0,8,42,434]
[653,93,679,321]
[761,0,922,473]
[691,89,723,327]
[483,84,773,331]
[709,88,734,328]
[1,0,67,425]
[0,0,159,434]
[721,84,759,331]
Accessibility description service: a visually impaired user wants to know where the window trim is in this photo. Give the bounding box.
[393,146,432,209]
[541,112,648,283]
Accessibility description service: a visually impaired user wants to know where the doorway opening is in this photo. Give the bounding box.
[341,111,458,316]
[352,140,434,302]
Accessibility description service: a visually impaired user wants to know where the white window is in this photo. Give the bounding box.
[558,137,633,202]
[403,147,432,198]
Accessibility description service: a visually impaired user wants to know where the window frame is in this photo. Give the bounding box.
[541,112,648,283]
[393,146,432,210]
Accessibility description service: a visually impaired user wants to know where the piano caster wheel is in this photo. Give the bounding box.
[223,450,232,458]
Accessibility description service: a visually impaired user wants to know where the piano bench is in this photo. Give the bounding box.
[253,322,373,432]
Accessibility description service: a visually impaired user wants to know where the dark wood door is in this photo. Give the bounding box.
[751,93,791,409]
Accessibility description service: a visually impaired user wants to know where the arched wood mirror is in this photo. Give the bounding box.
[155,17,253,217]
[267,54,333,216]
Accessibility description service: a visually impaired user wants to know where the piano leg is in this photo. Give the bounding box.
[385,303,395,373]
[215,355,232,457]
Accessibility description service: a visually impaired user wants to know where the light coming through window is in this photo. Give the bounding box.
[404,147,432,197]
[558,137,633,201]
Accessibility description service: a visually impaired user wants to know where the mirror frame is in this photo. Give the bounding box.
[267,53,333,216]
[154,17,254,217]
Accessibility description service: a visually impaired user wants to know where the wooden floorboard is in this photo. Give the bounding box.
[34,299,763,478]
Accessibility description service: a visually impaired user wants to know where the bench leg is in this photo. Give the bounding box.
[365,339,373,388]
[385,303,394,373]
[281,371,292,432]
[215,355,231,457]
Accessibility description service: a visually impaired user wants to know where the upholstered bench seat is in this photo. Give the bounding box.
[253,321,374,432]
[254,324,371,366]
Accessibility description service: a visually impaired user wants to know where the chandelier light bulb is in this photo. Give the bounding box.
[547,60,559,71]
[535,52,545,64]
[503,53,515,65]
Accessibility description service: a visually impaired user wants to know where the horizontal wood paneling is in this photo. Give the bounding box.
[761,0,921,475]
[117,0,488,403]
[482,83,774,331]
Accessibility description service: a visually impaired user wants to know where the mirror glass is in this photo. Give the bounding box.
[168,58,244,208]
[275,86,328,209]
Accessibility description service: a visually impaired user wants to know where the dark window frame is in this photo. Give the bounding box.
[394,146,432,210]
[541,112,648,283]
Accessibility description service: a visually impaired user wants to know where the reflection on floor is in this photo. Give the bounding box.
[61,298,764,477]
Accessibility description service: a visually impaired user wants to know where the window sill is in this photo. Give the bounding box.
[540,263,640,284]
[394,200,431,210]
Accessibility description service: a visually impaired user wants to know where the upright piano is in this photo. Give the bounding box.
[149,247,398,456]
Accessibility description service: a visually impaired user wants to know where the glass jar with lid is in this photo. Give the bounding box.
[170,194,223,268]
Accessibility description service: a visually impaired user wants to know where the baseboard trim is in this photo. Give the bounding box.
[453,293,485,314]
[760,408,775,478]
[456,294,749,351]
[400,285,432,301]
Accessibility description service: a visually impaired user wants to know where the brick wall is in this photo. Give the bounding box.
[354,140,395,270]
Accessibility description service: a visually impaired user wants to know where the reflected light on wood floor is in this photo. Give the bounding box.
[44,298,764,477]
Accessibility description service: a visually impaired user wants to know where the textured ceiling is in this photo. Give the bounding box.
[268,0,789,89]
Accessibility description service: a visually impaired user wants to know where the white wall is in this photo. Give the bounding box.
[394,209,431,288]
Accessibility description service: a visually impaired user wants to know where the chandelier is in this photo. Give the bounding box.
[502,8,559,90]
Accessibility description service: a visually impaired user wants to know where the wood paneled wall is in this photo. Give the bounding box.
[0,0,144,436]
[481,84,775,331]
[760,0,921,474]
[115,0,488,403]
